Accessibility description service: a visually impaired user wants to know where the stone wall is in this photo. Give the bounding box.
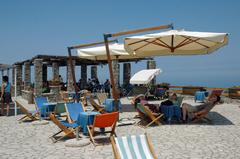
[34,59,43,96]
[21,90,34,104]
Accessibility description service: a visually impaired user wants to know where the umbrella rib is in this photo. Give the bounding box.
[156,38,171,48]
[174,38,200,49]
[181,35,210,48]
[174,37,192,48]
[133,39,157,52]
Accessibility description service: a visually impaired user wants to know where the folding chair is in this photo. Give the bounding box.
[54,102,68,120]
[65,102,85,123]
[110,133,157,159]
[14,98,39,122]
[89,96,105,113]
[49,113,80,143]
[34,96,49,118]
[96,93,108,105]
[87,112,119,146]
[136,103,163,128]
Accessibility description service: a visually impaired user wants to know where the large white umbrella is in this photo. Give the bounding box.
[77,43,138,60]
[124,29,229,57]
[130,68,162,84]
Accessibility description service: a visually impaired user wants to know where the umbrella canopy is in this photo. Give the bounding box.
[130,68,162,84]
[77,43,138,60]
[124,29,229,57]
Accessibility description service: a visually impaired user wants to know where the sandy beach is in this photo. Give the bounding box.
[0,97,240,159]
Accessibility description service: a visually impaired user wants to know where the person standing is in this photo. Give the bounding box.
[1,76,11,116]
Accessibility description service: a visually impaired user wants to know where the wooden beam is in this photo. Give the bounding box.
[69,39,118,49]
[108,24,173,37]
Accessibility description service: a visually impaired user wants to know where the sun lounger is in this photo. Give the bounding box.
[110,133,157,159]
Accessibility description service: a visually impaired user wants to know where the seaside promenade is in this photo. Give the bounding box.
[0,97,240,159]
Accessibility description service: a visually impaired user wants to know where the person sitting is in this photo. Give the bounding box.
[182,95,221,122]
[138,95,158,113]
[160,93,182,123]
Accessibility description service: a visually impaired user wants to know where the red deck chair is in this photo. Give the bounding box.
[87,112,119,146]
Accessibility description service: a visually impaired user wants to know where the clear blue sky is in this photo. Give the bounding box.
[0,0,239,87]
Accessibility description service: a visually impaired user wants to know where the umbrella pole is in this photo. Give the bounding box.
[67,48,79,99]
[104,34,118,103]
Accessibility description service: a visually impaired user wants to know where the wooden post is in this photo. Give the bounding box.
[67,48,79,94]
[104,34,118,101]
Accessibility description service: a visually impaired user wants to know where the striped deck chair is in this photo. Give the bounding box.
[137,103,163,128]
[110,133,157,159]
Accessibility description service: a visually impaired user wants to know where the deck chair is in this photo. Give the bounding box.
[34,96,49,118]
[65,102,85,123]
[49,113,80,143]
[207,89,223,101]
[110,133,157,159]
[127,86,148,99]
[89,96,105,113]
[54,102,67,120]
[14,98,39,122]
[136,103,163,128]
[96,93,108,105]
[87,112,119,146]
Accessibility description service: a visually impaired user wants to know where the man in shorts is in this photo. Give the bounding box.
[182,95,221,122]
[1,76,11,116]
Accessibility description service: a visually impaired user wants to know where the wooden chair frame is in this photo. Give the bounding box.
[87,112,119,146]
[89,96,105,113]
[14,99,39,122]
[110,133,157,159]
[137,103,163,128]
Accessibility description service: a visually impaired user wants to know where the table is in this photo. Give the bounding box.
[103,99,122,112]
[194,91,206,102]
[77,112,99,135]
[40,102,57,118]
[160,105,181,124]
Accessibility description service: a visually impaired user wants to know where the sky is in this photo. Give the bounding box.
[0,0,239,88]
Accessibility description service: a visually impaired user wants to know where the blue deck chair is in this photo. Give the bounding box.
[34,96,49,118]
[65,102,85,123]
[49,113,80,143]
[110,133,157,159]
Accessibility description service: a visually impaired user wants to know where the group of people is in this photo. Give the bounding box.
[134,92,221,123]
[1,76,11,116]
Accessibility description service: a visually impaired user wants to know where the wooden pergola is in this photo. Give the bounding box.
[13,54,146,66]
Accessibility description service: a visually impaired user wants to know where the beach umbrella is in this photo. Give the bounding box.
[124,29,229,57]
[77,43,139,60]
[130,68,162,84]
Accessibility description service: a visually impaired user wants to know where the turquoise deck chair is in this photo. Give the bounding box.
[65,102,85,123]
[111,133,157,159]
[34,96,49,118]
